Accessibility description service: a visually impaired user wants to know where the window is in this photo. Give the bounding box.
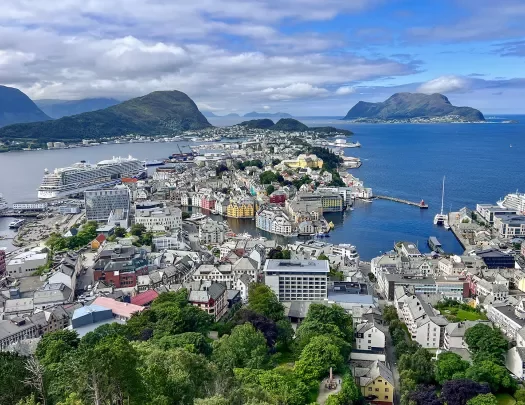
[385,382,388,386]
[368,387,372,391]
[375,388,379,392]
[385,388,389,391]
[385,396,389,400]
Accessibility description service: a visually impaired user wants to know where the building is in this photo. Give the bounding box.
[131,290,159,306]
[269,190,287,205]
[6,248,48,278]
[107,208,130,228]
[444,320,490,351]
[355,319,386,352]
[494,215,525,239]
[135,207,182,231]
[33,283,73,310]
[352,360,394,404]
[506,347,525,380]
[281,154,323,169]
[476,204,518,224]
[487,300,525,340]
[0,317,39,351]
[256,206,295,236]
[92,296,145,321]
[188,282,228,321]
[12,201,48,211]
[263,259,329,302]
[296,191,343,213]
[85,188,131,222]
[199,220,227,244]
[475,249,515,269]
[226,197,255,218]
[0,248,6,275]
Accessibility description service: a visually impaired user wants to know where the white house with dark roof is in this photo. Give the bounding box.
[487,300,525,341]
[506,347,525,380]
[355,319,386,352]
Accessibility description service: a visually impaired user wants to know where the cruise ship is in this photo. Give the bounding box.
[38,156,146,199]
[0,194,7,212]
[497,192,525,213]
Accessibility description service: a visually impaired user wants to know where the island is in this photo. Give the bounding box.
[238,118,353,136]
[343,92,485,123]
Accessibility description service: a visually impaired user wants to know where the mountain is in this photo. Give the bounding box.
[35,98,120,118]
[271,118,309,132]
[244,111,293,118]
[0,85,51,127]
[201,111,218,118]
[343,93,485,122]
[225,113,240,117]
[0,90,211,142]
[238,119,275,129]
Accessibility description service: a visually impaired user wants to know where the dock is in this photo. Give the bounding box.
[375,195,429,209]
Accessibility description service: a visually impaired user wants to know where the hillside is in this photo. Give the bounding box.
[244,111,293,118]
[201,111,217,118]
[343,92,485,122]
[238,118,352,135]
[35,98,120,118]
[238,119,275,129]
[0,90,211,142]
[271,118,309,132]
[0,85,51,127]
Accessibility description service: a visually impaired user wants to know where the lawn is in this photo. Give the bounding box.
[440,307,487,322]
[496,393,516,405]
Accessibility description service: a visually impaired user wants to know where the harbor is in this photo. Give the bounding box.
[374,195,429,208]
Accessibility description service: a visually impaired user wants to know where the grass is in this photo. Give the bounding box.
[440,307,487,322]
[496,393,516,405]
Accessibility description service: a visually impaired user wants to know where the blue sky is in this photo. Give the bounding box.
[0,0,524,114]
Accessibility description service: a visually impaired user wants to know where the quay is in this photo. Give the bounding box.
[0,211,40,218]
[375,195,429,209]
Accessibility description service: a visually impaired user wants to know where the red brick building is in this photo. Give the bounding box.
[201,196,216,210]
[269,191,287,205]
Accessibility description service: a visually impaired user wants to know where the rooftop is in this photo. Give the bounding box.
[264,259,330,273]
[92,296,145,318]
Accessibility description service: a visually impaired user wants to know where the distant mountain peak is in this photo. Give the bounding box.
[343,92,484,121]
[244,111,293,118]
[35,97,120,118]
[0,85,51,127]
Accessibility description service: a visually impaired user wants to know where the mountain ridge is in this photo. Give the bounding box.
[35,98,120,118]
[343,92,485,122]
[0,90,211,142]
[244,111,293,118]
[0,85,51,127]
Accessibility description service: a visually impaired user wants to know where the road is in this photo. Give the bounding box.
[385,330,401,405]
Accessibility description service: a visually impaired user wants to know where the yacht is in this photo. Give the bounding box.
[9,219,25,229]
[37,155,146,199]
[434,176,450,228]
[0,194,8,212]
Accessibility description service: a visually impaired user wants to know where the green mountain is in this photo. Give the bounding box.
[0,85,51,127]
[244,111,293,118]
[343,92,485,121]
[35,98,120,118]
[0,90,211,142]
[238,119,275,129]
[271,118,309,132]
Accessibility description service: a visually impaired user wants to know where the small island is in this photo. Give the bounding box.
[343,92,485,123]
[238,118,353,137]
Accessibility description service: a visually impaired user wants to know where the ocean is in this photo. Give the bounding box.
[1,115,524,259]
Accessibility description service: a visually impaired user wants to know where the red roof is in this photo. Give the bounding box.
[95,234,106,243]
[92,296,145,319]
[131,290,159,306]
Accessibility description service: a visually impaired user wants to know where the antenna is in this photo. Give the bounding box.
[440,176,445,215]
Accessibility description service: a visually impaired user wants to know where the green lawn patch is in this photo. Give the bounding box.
[496,393,516,405]
[439,307,487,322]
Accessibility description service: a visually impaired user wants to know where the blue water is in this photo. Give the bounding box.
[1,116,524,259]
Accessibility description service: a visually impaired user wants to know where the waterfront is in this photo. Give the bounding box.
[1,115,524,259]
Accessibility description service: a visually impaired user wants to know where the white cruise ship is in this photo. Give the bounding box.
[38,156,146,199]
[0,194,8,212]
[497,192,525,213]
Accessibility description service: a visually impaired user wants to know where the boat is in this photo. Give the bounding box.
[346,141,361,148]
[9,219,25,229]
[144,159,165,167]
[362,198,373,203]
[510,144,513,148]
[37,155,146,199]
[188,213,207,221]
[498,191,525,211]
[428,236,444,253]
[433,176,450,228]
[328,221,335,229]
[0,194,8,212]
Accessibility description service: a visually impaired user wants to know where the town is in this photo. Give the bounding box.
[2,129,525,405]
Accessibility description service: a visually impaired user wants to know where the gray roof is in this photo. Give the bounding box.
[208,282,226,300]
[0,318,36,340]
[264,259,329,274]
[34,283,73,305]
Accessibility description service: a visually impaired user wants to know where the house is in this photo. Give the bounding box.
[506,347,525,380]
[352,360,394,404]
[355,319,386,352]
[235,273,252,302]
[487,300,525,341]
[91,234,106,250]
[443,320,491,356]
[91,296,145,321]
[131,290,159,306]
[188,282,228,321]
[33,283,73,310]
[0,317,39,351]
[47,255,80,290]
[30,305,71,336]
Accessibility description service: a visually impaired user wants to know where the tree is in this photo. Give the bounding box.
[440,379,491,405]
[435,351,470,385]
[295,335,344,382]
[114,227,126,237]
[0,352,34,405]
[303,304,353,340]
[259,171,278,185]
[407,385,442,405]
[195,396,229,405]
[16,395,41,405]
[131,223,147,238]
[382,305,398,324]
[182,211,191,219]
[464,324,508,364]
[281,249,291,259]
[467,393,498,405]
[248,283,285,322]
[276,319,295,350]
[36,330,79,366]
[155,332,213,356]
[515,388,525,403]
[398,348,435,384]
[212,323,269,370]
[465,360,515,392]
[233,309,279,347]
[271,159,281,166]
[266,185,275,195]
[318,253,329,261]
[57,393,85,405]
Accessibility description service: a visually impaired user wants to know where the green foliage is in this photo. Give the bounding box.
[465,324,508,364]
[281,249,291,259]
[317,253,329,261]
[114,226,126,237]
[465,360,516,392]
[57,393,85,405]
[309,147,343,171]
[16,395,41,405]
[247,283,285,322]
[324,369,361,405]
[0,352,34,405]
[182,211,191,219]
[382,305,398,324]
[259,171,278,185]
[295,335,344,382]
[398,348,435,385]
[292,175,312,189]
[131,223,147,237]
[212,323,269,371]
[154,332,212,356]
[435,351,470,385]
[467,393,499,405]
[194,396,230,405]
[270,118,309,132]
[46,221,99,251]
[271,159,281,166]
[235,159,263,170]
[266,184,275,195]
[36,330,80,366]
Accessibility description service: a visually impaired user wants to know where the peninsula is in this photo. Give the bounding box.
[343,92,485,123]
[238,118,353,136]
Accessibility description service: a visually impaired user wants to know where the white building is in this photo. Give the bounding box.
[199,220,227,244]
[256,207,295,236]
[12,202,48,211]
[135,207,182,231]
[439,256,466,276]
[506,347,525,380]
[487,300,525,341]
[6,248,48,278]
[263,259,329,302]
[443,320,490,351]
[355,320,386,351]
[85,188,131,222]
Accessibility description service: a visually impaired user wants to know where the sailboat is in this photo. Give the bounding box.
[433,176,450,229]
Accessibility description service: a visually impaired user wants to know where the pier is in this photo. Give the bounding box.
[375,195,429,209]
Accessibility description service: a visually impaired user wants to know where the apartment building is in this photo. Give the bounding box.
[85,188,131,222]
[135,207,182,231]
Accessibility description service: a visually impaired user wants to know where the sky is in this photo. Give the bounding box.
[1,0,524,115]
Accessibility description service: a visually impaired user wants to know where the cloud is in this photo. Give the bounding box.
[494,40,525,57]
[263,105,271,110]
[335,86,356,95]
[196,102,223,112]
[261,83,329,100]
[417,75,472,94]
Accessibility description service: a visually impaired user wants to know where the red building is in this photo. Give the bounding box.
[269,191,287,205]
[201,196,216,210]
[0,248,6,275]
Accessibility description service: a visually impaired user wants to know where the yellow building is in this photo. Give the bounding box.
[354,361,394,404]
[226,198,255,218]
[282,153,323,169]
